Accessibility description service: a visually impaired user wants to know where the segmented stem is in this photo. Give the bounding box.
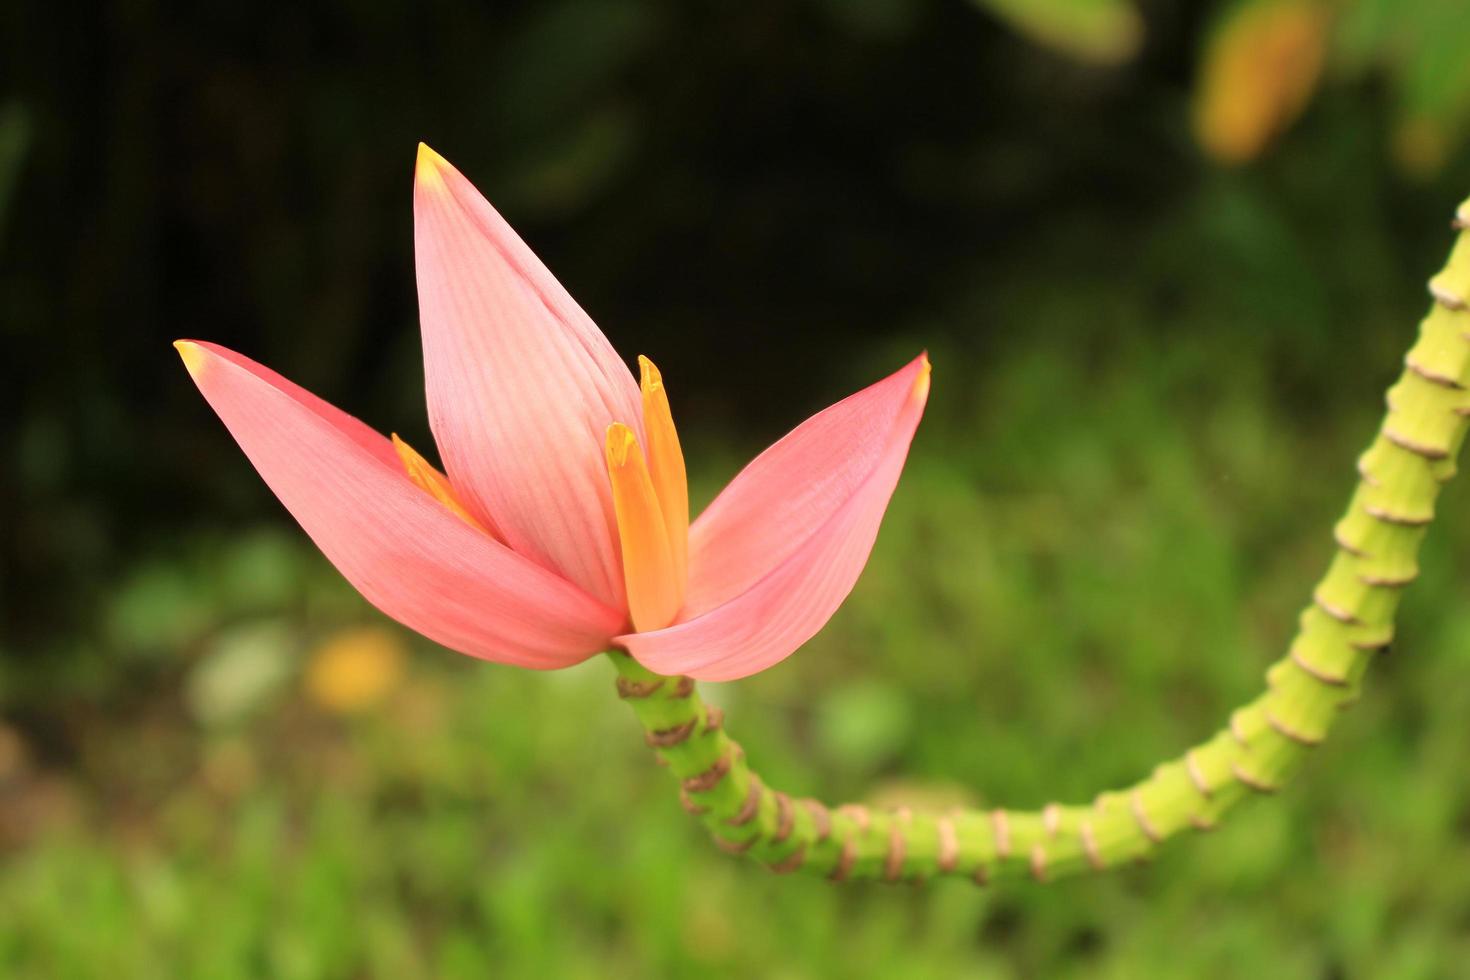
[611,198,1470,884]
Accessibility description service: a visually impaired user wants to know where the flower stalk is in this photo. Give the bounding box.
[612,196,1470,884]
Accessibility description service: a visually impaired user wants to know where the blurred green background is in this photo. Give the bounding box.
[5,0,1470,976]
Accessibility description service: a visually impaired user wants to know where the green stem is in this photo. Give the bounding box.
[612,198,1470,884]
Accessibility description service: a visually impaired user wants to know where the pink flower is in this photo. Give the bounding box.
[176,144,930,681]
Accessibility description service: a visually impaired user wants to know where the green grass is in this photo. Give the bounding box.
[6,312,1470,977]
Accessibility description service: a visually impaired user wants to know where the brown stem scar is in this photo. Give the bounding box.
[702,705,725,733]
[1131,789,1162,844]
[1185,750,1213,799]
[1384,427,1450,460]
[682,755,731,793]
[1189,812,1217,832]
[1030,844,1049,882]
[1313,590,1360,624]
[1333,527,1369,557]
[645,718,698,747]
[1289,648,1348,686]
[680,789,709,815]
[769,845,806,875]
[1080,821,1104,871]
[884,819,908,883]
[1043,803,1062,838]
[937,817,959,874]
[1229,712,1249,747]
[1231,761,1279,794]
[772,792,795,844]
[1430,281,1468,310]
[727,779,764,826]
[829,836,857,882]
[1363,503,1433,527]
[616,677,664,699]
[669,676,696,699]
[1358,570,1417,587]
[839,804,872,833]
[802,799,832,842]
[991,810,1012,860]
[715,834,756,854]
[1406,356,1466,389]
[1265,707,1323,746]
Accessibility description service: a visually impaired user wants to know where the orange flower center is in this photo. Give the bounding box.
[604,356,689,631]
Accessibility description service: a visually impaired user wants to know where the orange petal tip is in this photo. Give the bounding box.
[174,340,207,377]
[637,354,664,393]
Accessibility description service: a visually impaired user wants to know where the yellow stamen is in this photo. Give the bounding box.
[605,422,682,631]
[637,355,690,591]
[391,434,491,535]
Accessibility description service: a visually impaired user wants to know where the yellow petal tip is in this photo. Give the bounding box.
[638,354,663,393]
[174,340,207,377]
[415,142,449,193]
[605,422,638,467]
[913,352,932,399]
[390,433,420,470]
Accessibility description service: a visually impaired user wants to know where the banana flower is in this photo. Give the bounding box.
[176,144,928,681]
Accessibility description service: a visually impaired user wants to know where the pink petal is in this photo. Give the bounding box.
[177,341,624,669]
[414,145,642,610]
[618,355,930,680]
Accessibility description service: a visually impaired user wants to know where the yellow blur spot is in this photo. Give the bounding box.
[392,434,494,537]
[415,142,450,193]
[1193,0,1330,164]
[637,355,689,590]
[305,626,407,715]
[605,422,683,631]
[173,340,207,377]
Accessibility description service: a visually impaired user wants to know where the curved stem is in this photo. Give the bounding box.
[612,197,1470,884]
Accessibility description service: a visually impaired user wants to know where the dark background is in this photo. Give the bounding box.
[0,0,1314,675]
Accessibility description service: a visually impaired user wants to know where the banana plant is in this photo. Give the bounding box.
[179,146,1470,884]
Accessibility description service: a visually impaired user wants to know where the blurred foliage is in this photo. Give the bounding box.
[1193,0,1330,165]
[969,0,1143,65]
[963,0,1470,176]
[1193,0,1470,173]
[5,0,1470,975]
[1336,0,1470,177]
[7,315,1470,975]
[0,101,30,233]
